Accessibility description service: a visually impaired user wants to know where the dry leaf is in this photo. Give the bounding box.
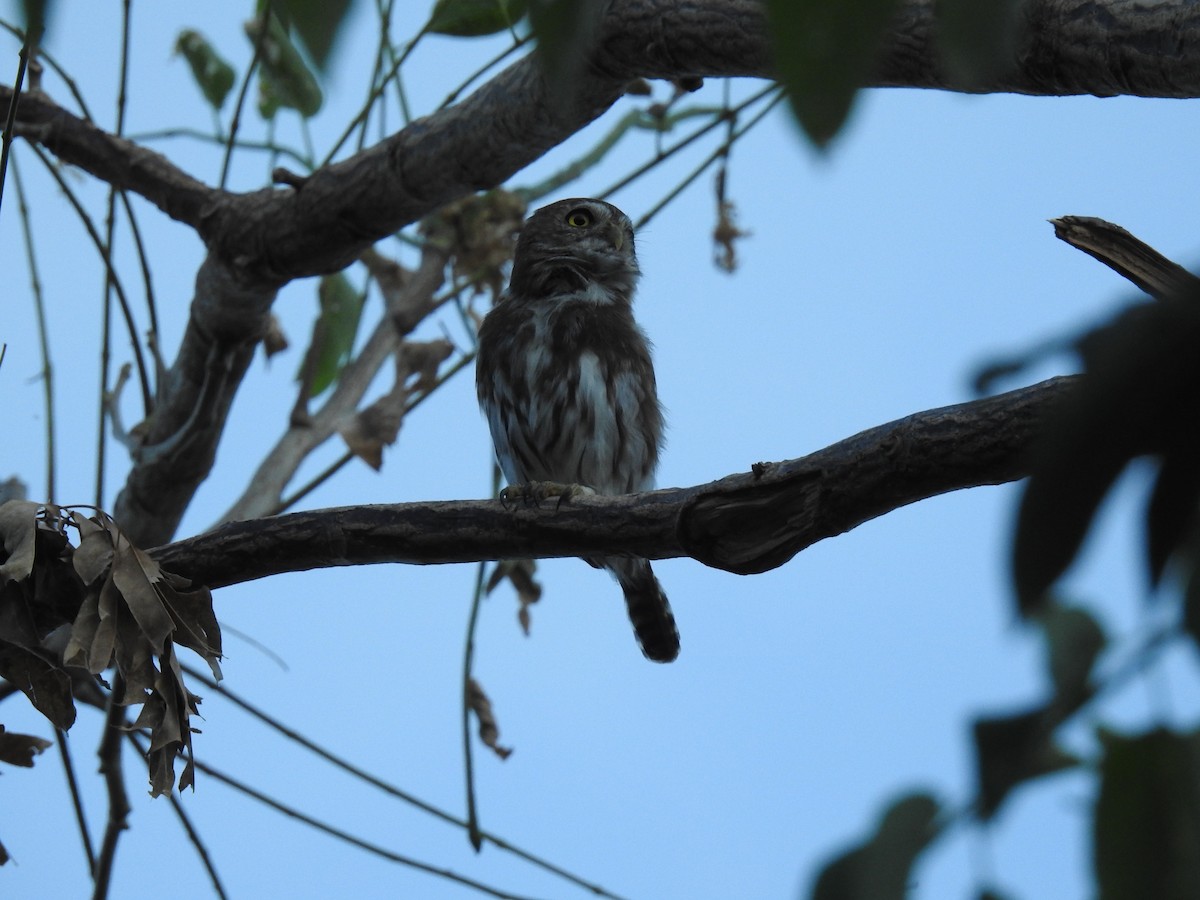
[338,339,454,469]
[4,503,220,795]
[0,724,53,767]
[262,313,290,359]
[486,559,543,636]
[423,190,527,298]
[713,199,750,273]
[0,500,41,582]
[467,677,513,760]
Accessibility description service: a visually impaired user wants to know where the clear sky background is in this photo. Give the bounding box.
[3,3,1199,898]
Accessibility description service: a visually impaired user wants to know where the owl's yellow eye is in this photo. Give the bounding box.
[565,208,593,228]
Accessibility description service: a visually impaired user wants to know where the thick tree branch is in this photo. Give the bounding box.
[152,377,1075,587]
[10,1,1200,288]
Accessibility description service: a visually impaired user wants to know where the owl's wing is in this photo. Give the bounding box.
[481,383,526,487]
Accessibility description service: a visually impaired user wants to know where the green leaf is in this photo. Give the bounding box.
[811,792,941,900]
[935,0,1023,87]
[973,707,1079,819]
[298,273,366,398]
[174,30,237,111]
[270,0,354,70]
[426,0,527,36]
[767,0,901,148]
[1145,446,1200,586]
[1013,294,1200,616]
[1095,727,1200,900]
[245,13,324,119]
[1037,603,1106,708]
[527,0,605,99]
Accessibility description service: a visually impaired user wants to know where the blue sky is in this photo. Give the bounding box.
[3,3,1199,898]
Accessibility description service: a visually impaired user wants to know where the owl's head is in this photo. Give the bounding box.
[508,198,640,303]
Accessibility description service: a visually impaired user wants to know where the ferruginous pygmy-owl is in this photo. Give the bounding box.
[475,198,680,663]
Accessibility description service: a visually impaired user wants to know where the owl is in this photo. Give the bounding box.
[476,198,680,663]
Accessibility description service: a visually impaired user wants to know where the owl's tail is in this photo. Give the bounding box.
[604,556,680,663]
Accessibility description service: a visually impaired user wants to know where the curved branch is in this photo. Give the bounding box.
[11,1,1200,289]
[152,377,1075,587]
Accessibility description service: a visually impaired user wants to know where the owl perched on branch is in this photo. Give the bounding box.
[476,198,680,663]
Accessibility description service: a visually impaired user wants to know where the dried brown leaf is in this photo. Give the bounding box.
[159,573,223,680]
[64,582,113,674]
[0,500,41,582]
[467,677,513,760]
[110,536,173,654]
[134,641,200,795]
[70,513,114,585]
[486,559,542,636]
[0,725,53,767]
[115,598,160,698]
[0,642,76,729]
[262,312,290,359]
[400,339,454,399]
[713,199,751,274]
[339,398,404,470]
[423,190,527,298]
[338,339,454,468]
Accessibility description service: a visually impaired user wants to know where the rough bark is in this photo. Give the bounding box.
[152,377,1075,587]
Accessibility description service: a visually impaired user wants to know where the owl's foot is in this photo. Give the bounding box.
[500,481,596,509]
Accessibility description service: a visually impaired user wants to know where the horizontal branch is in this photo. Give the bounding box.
[152,377,1076,587]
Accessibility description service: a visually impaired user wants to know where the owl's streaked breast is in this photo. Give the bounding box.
[479,295,662,495]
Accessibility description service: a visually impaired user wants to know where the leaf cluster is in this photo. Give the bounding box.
[0,501,222,802]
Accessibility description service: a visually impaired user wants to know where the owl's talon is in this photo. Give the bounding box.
[500,481,594,508]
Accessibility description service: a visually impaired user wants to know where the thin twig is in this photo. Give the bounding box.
[637,89,784,229]
[122,734,227,898]
[221,6,271,188]
[24,142,152,414]
[319,32,423,168]
[518,102,728,204]
[0,20,92,118]
[187,753,543,900]
[437,35,529,111]
[180,664,628,898]
[95,0,135,509]
[129,127,310,167]
[11,155,55,500]
[0,21,36,216]
[462,558,489,852]
[92,675,130,900]
[163,792,228,900]
[599,84,779,201]
[116,191,162,384]
[56,727,96,877]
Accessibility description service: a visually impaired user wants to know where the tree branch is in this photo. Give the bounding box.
[1051,216,1200,299]
[152,377,1075,587]
[11,1,1200,288]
